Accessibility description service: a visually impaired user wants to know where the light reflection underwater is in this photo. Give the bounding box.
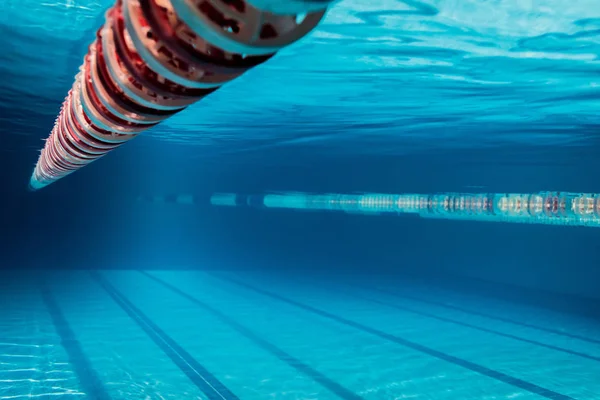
[205,191,600,228]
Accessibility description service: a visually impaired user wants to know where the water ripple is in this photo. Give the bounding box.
[1,0,600,159]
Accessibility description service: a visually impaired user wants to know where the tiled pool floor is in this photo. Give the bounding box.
[1,270,599,399]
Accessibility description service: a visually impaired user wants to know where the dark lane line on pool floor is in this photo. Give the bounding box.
[89,271,239,400]
[38,281,111,400]
[208,273,574,400]
[348,280,600,346]
[258,272,600,347]
[139,270,364,400]
[295,277,600,361]
[297,271,600,322]
[343,289,600,363]
[398,273,600,321]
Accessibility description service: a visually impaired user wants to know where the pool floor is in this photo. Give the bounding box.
[1,269,599,399]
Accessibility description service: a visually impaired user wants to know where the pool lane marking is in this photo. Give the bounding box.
[38,281,111,400]
[208,273,574,400]
[346,280,600,346]
[293,276,600,361]
[89,271,238,400]
[139,270,364,400]
[401,273,600,321]
[343,289,600,363]
[240,272,600,346]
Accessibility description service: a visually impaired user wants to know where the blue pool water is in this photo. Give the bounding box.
[2,271,600,399]
[2,0,600,398]
[3,0,600,157]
